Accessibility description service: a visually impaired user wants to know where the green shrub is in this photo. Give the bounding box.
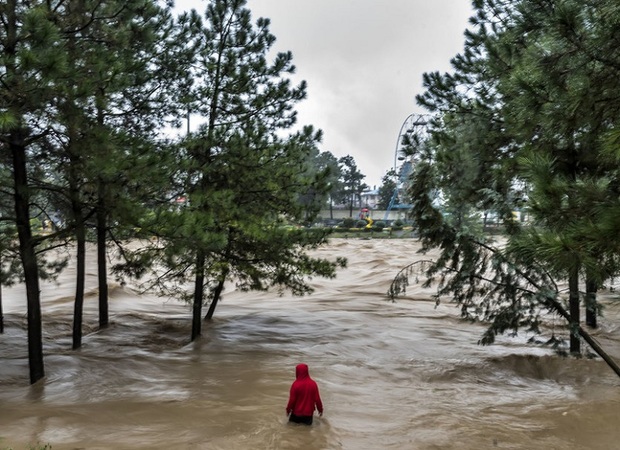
[372,220,386,231]
[391,219,404,231]
[342,218,356,228]
[356,220,368,228]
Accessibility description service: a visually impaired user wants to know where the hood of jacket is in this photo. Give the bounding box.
[295,363,310,380]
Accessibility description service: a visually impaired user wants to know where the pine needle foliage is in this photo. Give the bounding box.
[391,0,620,373]
[112,0,346,339]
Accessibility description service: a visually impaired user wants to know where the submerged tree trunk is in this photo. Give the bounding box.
[67,100,87,349]
[568,266,581,354]
[205,240,231,321]
[96,182,109,329]
[12,136,45,383]
[547,291,620,378]
[95,97,109,329]
[204,273,227,321]
[585,272,597,328]
[72,220,86,350]
[192,249,206,341]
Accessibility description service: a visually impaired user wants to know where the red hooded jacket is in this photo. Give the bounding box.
[286,363,323,417]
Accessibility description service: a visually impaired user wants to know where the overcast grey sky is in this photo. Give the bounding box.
[176,1,473,188]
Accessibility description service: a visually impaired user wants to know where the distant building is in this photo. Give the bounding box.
[361,186,380,209]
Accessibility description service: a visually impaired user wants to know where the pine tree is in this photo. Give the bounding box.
[338,155,368,217]
[1,0,185,380]
[378,169,397,210]
[392,0,620,374]
[116,0,344,341]
[313,151,342,220]
[39,0,182,349]
[492,0,620,352]
[0,0,72,383]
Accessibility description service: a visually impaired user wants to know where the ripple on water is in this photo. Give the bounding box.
[1,240,619,449]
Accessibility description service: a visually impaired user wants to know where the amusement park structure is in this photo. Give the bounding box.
[383,113,428,221]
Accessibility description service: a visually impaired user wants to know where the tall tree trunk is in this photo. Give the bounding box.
[95,97,109,329]
[192,249,206,341]
[96,181,109,329]
[68,134,86,349]
[545,290,620,378]
[5,0,44,385]
[72,219,86,350]
[12,136,45,384]
[204,278,224,321]
[204,269,228,321]
[585,271,597,328]
[204,236,231,321]
[568,265,580,354]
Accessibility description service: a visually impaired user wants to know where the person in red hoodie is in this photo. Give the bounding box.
[286,363,323,425]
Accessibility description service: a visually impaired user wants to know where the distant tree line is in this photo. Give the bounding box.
[0,0,353,385]
[390,0,620,377]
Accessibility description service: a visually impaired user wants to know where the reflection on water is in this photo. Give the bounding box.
[1,239,619,449]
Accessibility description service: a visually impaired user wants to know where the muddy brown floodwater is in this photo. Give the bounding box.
[1,239,619,449]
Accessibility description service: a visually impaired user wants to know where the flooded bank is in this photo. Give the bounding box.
[1,239,619,449]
